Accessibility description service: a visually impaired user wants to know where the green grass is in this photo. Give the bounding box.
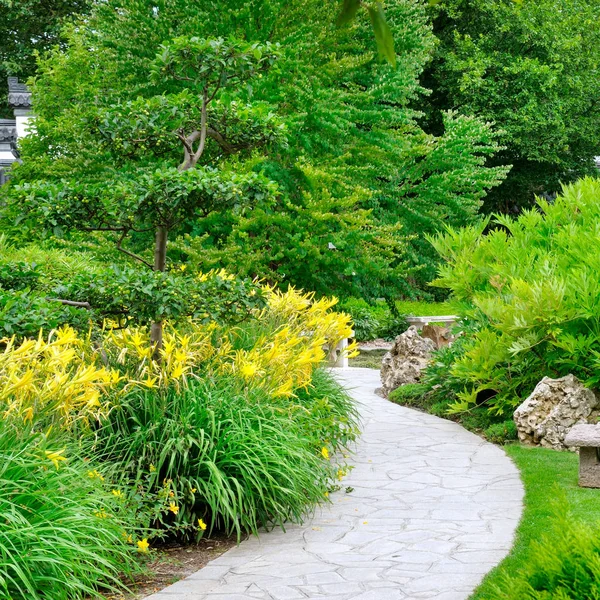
[394,300,454,317]
[471,444,600,599]
[349,349,387,370]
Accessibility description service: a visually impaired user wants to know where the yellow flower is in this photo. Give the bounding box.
[324,491,329,498]
[87,469,105,481]
[240,362,258,379]
[198,518,207,531]
[337,469,345,481]
[169,491,175,497]
[321,446,330,460]
[137,538,150,553]
[45,449,66,469]
[169,502,179,515]
[112,489,123,498]
[190,488,197,494]
[149,464,156,472]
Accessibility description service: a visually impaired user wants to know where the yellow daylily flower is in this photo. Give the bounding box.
[45,449,67,469]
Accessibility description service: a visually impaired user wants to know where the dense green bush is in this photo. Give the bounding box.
[0,421,136,599]
[87,369,357,540]
[0,289,91,339]
[54,265,265,327]
[489,499,600,599]
[430,177,600,416]
[338,299,382,341]
[0,261,41,291]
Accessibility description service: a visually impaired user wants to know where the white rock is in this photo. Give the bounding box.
[380,326,435,397]
[513,374,599,450]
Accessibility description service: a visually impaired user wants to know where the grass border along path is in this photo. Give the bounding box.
[471,444,600,599]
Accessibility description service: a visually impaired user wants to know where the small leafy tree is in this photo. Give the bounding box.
[12,37,282,348]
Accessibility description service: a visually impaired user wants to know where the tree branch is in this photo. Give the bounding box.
[190,87,209,167]
[116,230,154,269]
[49,298,91,309]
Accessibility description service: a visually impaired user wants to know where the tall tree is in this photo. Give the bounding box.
[422,0,600,212]
[5,0,507,300]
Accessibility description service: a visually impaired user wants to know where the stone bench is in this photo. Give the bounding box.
[564,424,600,488]
[405,315,458,329]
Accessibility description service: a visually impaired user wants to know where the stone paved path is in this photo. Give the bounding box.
[145,368,523,600]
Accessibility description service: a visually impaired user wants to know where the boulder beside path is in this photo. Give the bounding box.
[514,374,599,450]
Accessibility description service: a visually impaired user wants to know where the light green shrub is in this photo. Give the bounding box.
[430,177,600,415]
[489,498,600,599]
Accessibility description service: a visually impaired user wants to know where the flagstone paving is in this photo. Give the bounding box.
[145,367,524,600]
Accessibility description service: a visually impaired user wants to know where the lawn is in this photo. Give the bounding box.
[395,300,454,317]
[471,444,600,599]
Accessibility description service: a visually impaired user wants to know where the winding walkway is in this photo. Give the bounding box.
[146,368,523,600]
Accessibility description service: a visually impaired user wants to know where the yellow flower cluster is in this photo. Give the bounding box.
[229,287,357,397]
[0,327,119,426]
[106,324,218,391]
[0,286,356,425]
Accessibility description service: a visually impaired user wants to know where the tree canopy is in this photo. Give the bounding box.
[0,0,90,117]
[422,0,600,212]
[4,0,508,300]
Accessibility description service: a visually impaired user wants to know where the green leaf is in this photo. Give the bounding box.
[336,0,362,27]
[367,2,396,68]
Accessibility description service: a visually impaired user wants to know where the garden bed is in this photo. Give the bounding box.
[107,536,237,599]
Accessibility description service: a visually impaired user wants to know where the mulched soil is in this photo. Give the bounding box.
[108,535,238,599]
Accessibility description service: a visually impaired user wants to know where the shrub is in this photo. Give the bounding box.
[54,266,266,328]
[430,177,600,415]
[0,290,91,340]
[489,497,600,599]
[388,383,429,408]
[0,261,41,291]
[338,299,381,341]
[0,421,136,600]
[484,421,518,445]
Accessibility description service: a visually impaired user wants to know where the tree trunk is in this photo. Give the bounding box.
[150,225,168,356]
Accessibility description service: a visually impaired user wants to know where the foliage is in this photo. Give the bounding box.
[2,0,508,300]
[0,420,136,599]
[424,0,600,212]
[473,446,600,599]
[388,383,428,406]
[0,289,91,340]
[88,369,357,540]
[0,261,40,290]
[430,178,600,415]
[0,0,89,117]
[483,420,517,445]
[338,298,382,341]
[389,332,517,443]
[54,266,266,328]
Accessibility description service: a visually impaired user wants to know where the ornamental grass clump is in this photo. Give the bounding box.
[88,370,357,540]
[0,420,136,600]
